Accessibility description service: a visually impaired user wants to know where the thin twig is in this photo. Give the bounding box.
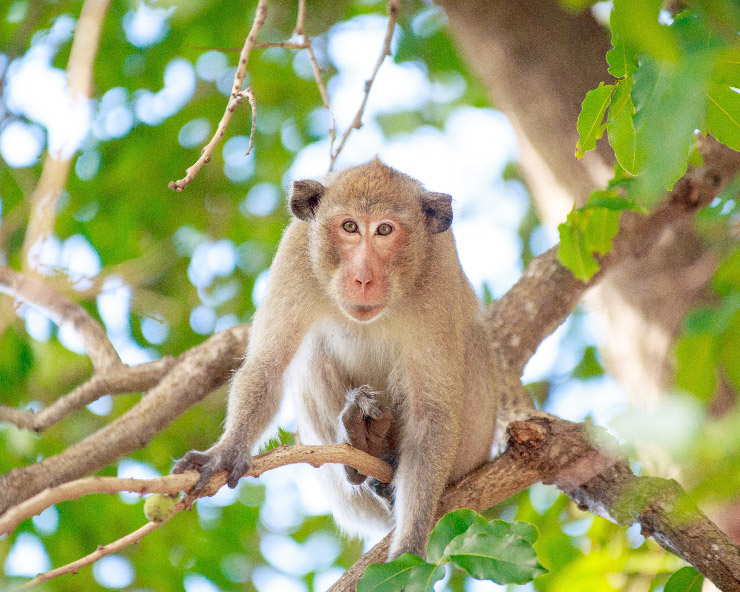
[0,357,175,432]
[291,0,336,157]
[16,510,173,590]
[0,265,120,369]
[241,87,257,155]
[329,0,400,171]
[169,0,268,191]
[1,443,393,537]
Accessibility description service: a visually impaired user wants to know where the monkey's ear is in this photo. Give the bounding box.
[421,192,453,234]
[290,179,326,221]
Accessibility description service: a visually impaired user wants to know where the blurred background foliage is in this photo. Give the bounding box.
[0,0,739,590]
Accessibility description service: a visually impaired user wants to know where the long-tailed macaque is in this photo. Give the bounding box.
[173,159,533,559]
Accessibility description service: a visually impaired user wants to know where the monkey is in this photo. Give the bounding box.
[173,158,533,560]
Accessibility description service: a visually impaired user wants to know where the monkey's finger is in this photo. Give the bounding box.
[172,450,211,474]
[194,465,216,491]
[226,456,251,489]
[344,465,367,485]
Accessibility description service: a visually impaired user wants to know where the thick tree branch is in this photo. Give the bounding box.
[0,325,249,515]
[330,416,740,592]
[489,138,740,375]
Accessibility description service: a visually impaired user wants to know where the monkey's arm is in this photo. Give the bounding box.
[173,223,318,490]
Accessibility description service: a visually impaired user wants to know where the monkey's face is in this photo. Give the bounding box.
[327,212,406,323]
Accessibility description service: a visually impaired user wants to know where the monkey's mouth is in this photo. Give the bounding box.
[343,302,385,322]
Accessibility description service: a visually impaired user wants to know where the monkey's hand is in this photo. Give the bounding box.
[339,385,393,485]
[172,440,251,491]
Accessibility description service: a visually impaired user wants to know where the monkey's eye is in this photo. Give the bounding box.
[342,220,358,233]
[376,223,393,236]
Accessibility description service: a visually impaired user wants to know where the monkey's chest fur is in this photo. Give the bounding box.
[283,316,404,534]
[285,315,402,448]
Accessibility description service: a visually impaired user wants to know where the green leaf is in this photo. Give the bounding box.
[675,333,718,401]
[446,522,547,585]
[576,82,615,158]
[558,216,601,282]
[607,35,638,78]
[486,519,540,545]
[610,0,678,62]
[665,566,704,592]
[706,83,740,152]
[713,45,740,88]
[357,554,427,592]
[631,52,714,203]
[571,346,604,379]
[426,509,486,563]
[714,249,740,295]
[720,310,740,395]
[606,78,646,175]
[404,562,446,592]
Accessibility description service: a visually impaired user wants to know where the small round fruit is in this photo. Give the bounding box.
[143,494,176,522]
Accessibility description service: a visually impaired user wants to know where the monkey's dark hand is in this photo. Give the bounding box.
[172,441,251,491]
[339,385,393,485]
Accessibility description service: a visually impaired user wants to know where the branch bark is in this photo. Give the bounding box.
[330,416,740,592]
[0,325,249,515]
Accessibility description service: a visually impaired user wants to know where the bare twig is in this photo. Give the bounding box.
[17,513,169,591]
[329,0,401,171]
[1,443,393,537]
[242,87,257,155]
[0,265,120,369]
[292,0,336,159]
[0,357,175,432]
[169,0,268,191]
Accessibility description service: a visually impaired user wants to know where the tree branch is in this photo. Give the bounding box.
[0,265,120,369]
[489,138,740,375]
[21,0,111,270]
[1,443,392,538]
[330,416,740,592]
[0,356,175,432]
[0,325,249,515]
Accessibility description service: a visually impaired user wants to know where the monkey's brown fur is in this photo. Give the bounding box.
[174,159,534,559]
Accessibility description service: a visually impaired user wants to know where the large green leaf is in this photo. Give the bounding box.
[576,82,615,158]
[607,34,638,78]
[404,562,446,592]
[607,78,646,175]
[357,553,427,592]
[675,333,718,401]
[706,83,740,152]
[426,508,486,563]
[665,566,704,592]
[446,521,547,584]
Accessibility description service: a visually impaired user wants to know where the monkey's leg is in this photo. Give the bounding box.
[339,385,393,485]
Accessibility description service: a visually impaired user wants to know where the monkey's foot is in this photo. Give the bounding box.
[339,385,393,485]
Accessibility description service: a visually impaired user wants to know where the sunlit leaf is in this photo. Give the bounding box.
[576,82,615,158]
[607,35,638,78]
[706,83,740,152]
[446,521,547,584]
[675,333,718,401]
[607,78,646,175]
[404,562,446,592]
[426,509,486,563]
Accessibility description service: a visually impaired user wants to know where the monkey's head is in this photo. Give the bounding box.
[290,159,453,323]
